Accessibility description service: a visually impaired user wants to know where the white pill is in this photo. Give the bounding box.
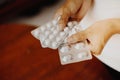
[45,31,50,35]
[67,22,73,27]
[60,46,69,53]
[40,27,45,32]
[51,27,55,31]
[64,27,69,32]
[53,30,58,35]
[77,53,83,59]
[44,40,50,45]
[52,42,57,48]
[64,38,68,43]
[56,37,61,42]
[74,43,84,49]
[52,20,57,25]
[74,44,81,50]
[69,29,76,36]
[46,23,52,28]
[60,32,65,36]
[56,26,61,31]
[49,35,54,39]
[78,52,87,59]
[62,55,72,62]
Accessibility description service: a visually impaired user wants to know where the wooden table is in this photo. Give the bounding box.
[0,24,114,80]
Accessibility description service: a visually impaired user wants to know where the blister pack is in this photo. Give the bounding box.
[31,19,92,65]
[31,20,78,49]
[58,25,92,65]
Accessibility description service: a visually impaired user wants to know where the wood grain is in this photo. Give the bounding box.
[0,24,113,80]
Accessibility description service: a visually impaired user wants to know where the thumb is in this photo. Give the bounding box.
[54,7,70,30]
[67,31,87,44]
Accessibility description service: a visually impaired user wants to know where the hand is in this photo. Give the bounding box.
[54,0,92,30]
[67,19,115,55]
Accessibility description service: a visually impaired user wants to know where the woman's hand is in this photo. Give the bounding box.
[54,0,92,30]
[67,19,118,55]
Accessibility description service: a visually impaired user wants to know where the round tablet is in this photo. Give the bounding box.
[39,35,45,41]
[46,23,52,28]
[52,20,57,25]
[77,51,87,59]
[49,35,54,40]
[74,43,84,49]
[67,22,73,27]
[44,40,50,45]
[60,32,65,36]
[60,46,69,53]
[64,27,69,32]
[62,55,72,62]
[40,27,45,32]
[56,37,61,42]
[74,44,81,50]
[45,31,50,35]
[52,42,57,48]
[53,30,58,35]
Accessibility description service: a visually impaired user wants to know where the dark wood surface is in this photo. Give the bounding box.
[0,24,115,80]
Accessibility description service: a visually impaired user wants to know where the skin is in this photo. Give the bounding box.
[54,0,120,55]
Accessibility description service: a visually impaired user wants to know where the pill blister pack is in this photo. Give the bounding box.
[58,43,92,65]
[31,19,92,65]
[31,20,78,49]
[58,25,92,65]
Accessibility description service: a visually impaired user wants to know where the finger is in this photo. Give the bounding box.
[67,31,87,44]
[54,7,70,30]
[54,0,83,30]
[71,0,92,21]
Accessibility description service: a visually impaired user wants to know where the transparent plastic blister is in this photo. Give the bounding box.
[31,20,78,49]
[58,25,92,65]
[31,19,92,65]
[58,42,92,65]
